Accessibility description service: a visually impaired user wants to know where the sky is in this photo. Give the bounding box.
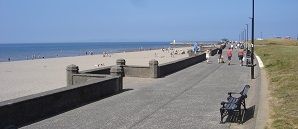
[0,0,297,43]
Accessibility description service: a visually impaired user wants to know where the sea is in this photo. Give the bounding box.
[0,41,218,62]
[0,42,172,62]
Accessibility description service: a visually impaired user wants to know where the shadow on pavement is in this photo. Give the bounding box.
[225,105,255,124]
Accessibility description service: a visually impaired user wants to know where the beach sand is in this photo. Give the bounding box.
[0,47,191,102]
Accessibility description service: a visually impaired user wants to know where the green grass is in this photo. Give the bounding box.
[255,39,298,129]
[256,38,298,46]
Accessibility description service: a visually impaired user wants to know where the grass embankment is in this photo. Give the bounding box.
[255,39,298,129]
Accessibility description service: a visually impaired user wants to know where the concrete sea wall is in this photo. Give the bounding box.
[0,76,121,128]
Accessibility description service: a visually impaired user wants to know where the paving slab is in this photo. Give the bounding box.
[21,49,259,129]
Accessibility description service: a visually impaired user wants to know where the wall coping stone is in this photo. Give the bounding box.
[66,64,79,71]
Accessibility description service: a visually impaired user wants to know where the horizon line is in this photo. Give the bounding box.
[0,40,220,44]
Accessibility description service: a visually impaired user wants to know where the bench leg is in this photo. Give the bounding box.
[238,109,242,124]
[239,109,245,124]
[243,100,247,110]
[220,108,225,123]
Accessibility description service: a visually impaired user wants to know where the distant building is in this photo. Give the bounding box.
[285,36,291,39]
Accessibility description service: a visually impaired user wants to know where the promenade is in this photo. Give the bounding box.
[21,49,261,129]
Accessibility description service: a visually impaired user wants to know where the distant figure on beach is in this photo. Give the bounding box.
[170,52,174,57]
[103,52,111,57]
[206,49,211,63]
[95,63,105,67]
[103,52,107,57]
[227,47,233,65]
[8,58,11,62]
[238,47,245,66]
[32,54,36,60]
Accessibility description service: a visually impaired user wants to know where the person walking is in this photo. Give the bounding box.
[238,47,245,66]
[193,43,198,54]
[227,47,233,65]
[217,47,223,63]
[206,49,211,63]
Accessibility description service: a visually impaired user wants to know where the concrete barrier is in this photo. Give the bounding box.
[0,76,121,128]
[159,53,206,77]
[74,49,217,79]
[123,65,150,78]
[72,74,111,85]
[149,59,159,78]
[80,66,112,74]
[159,48,218,77]
[211,48,219,56]
[110,66,123,91]
[66,64,79,86]
[69,48,219,80]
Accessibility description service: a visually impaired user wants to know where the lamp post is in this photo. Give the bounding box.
[246,24,249,51]
[251,0,255,79]
[246,24,249,42]
[244,29,246,43]
[241,31,244,43]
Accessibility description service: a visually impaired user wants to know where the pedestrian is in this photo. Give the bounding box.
[227,47,233,65]
[197,45,201,53]
[238,47,245,66]
[193,43,198,54]
[206,49,211,63]
[217,47,223,63]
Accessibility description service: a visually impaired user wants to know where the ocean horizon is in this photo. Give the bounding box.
[0,41,217,62]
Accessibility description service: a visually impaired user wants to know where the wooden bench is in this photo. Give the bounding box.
[220,85,250,123]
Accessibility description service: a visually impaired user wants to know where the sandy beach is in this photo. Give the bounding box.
[0,47,192,102]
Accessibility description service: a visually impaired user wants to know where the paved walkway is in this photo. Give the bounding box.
[21,49,261,129]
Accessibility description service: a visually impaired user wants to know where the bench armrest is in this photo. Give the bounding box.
[221,101,235,108]
[221,101,232,105]
[221,101,226,105]
[228,92,240,96]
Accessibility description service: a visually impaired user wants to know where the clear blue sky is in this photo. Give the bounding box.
[0,0,297,43]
